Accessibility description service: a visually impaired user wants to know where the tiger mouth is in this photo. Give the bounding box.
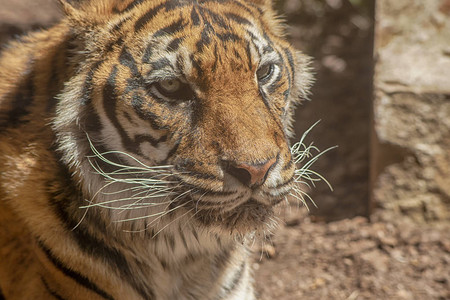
[186,197,277,232]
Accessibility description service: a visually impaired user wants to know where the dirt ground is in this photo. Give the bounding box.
[252,206,450,300]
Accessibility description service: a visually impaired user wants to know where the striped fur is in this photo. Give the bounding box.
[0,0,312,299]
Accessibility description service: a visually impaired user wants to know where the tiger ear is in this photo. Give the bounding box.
[244,0,273,8]
[58,0,118,27]
[58,0,81,18]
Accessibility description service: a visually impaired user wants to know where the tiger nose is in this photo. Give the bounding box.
[225,157,277,187]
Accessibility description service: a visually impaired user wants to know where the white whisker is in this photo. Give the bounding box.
[152,206,194,238]
[290,121,335,209]
[77,133,193,231]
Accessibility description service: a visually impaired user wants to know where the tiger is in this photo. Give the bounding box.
[0,0,313,299]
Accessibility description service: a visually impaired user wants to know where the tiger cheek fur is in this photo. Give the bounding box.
[0,0,312,299]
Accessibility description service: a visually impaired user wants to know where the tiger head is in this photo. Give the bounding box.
[54,0,312,235]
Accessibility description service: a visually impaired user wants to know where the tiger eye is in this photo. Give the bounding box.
[256,64,274,82]
[158,79,181,94]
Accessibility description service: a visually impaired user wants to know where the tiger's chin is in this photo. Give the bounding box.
[193,199,277,235]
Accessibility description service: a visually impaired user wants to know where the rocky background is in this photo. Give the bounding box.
[0,0,449,299]
[372,0,450,223]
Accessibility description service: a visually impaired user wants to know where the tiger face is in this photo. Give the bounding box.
[54,0,312,234]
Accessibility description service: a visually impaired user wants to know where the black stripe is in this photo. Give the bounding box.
[124,76,145,97]
[48,183,156,300]
[142,42,154,64]
[0,287,4,300]
[245,30,259,47]
[190,55,203,77]
[131,93,166,130]
[271,49,287,93]
[134,1,187,32]
[102,65,130,148]
[163,0,188,11]
[268,79,285,95]
[245,1,264,15]
[134,3,164,32]
[103,67,167,158]
[163,138,181,162]
[211,44,219,72]
[233,49,241,60]
[245,42,253,71]
[41,276,67,300]
[82,102,103,133]
[282,158,293,171]
[37,241,115,300]
[167,37,184,52]
[110,16,132,33]
[231,0,255,16]
[3,60,34,128]
[258,86,286,135]
[203,8,229,29]
[282,89,290,102]
[196,5,208,25]
[122,0,146,12]
[104,37,125,54]
[46,46,61,113]
[224,12,252,25]
[263,44,274,54]
[80,60,104,105]
[196,23,214,52]
[176,54,185,75]
[135,134,167,147]
[191,7,200,26]
[198,5,232,31]
[283,47,295,83]
[13,69,34,122]
[80,60,104,133]
[153,18,186,38]
[258,88,273,113]
[281,52,292,97]
[103,66,145,155]
[267,67,284,94]
[119,47,140,76]
[256,32,275,57]
[150,57,172,71]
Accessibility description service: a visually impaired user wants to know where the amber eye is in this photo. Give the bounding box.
[157,79,181,94]
[256,64,274,82]
[151,78,195,102]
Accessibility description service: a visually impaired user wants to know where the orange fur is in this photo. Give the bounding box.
[0,1,311,299]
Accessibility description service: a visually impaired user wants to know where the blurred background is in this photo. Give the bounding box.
[1,0,448,299]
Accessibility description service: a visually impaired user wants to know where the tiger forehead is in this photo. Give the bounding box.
[112,0,274,70]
